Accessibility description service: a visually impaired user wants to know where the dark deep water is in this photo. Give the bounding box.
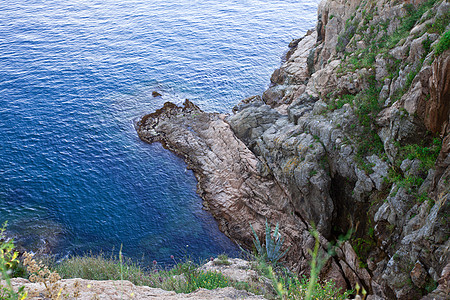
[0,0,319,266]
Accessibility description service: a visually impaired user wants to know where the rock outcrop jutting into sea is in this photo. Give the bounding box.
[137,0,450,299]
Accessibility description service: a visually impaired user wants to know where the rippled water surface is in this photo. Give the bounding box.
[0,0,318,265]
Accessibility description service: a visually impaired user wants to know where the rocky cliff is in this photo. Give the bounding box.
[137,0,450,299]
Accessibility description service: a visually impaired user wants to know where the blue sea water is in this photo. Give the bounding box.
[0,0,319,266]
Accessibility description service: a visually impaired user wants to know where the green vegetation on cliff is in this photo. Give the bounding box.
[329,0,447,185]
[435,29,450,54]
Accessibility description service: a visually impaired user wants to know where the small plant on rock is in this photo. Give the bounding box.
[435,30,450,55]
[213,254,231,266]
[23,252,63,299]
[184,270,230,292]
[250,220,289,265]
[0,222,27,300]
[248,224,353,299]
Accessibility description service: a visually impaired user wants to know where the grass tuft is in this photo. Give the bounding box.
[435,30,450,55]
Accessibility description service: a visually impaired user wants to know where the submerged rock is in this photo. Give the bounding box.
[7,219,65,255]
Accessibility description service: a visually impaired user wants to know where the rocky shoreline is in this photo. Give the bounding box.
[137,0,449,299]
[136,100,372,293]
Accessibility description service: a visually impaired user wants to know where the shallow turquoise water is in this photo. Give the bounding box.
[0,0,318,266]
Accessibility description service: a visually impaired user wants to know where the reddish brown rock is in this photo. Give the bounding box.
[410,261,429,289]
[423,50,450,135]
[152,91,162,97]
[136,100,352,290]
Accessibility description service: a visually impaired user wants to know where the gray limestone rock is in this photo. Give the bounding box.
[367,155,389,191]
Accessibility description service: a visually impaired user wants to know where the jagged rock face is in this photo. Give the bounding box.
[228,99,335,236]
[317,0,362,61]
[135,100,364,290]
[425,49,450,135]
[262,30,317,107]
[229,0,449,298]
[227,95,390,239]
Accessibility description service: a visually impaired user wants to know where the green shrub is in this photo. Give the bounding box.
[0,222,27,300]
[422,36,433,55]
[435,30,450,55]
[427,8,450,34]
[402,138,442,170]
[386,138,441,198]
[214,254,231,266]
[183,270,230,292]
[401,0,440,33]
[282,275,352,300]
[350,77,386,173]
[326,94,355,111]
[403,63,422,92]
